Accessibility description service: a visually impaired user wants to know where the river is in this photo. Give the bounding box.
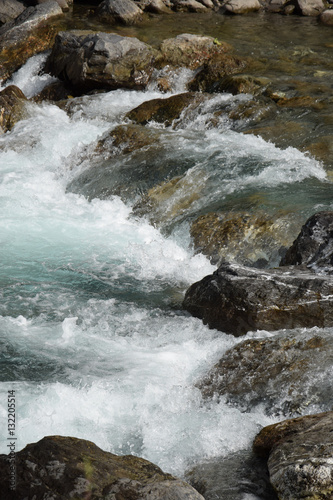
[0,8,333,500]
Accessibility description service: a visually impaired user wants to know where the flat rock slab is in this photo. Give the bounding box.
[253,411,333,499]
[183,261,333,335]
[0,435,204,499]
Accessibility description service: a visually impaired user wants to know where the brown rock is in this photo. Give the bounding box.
[0,2,62,82]
[126,92,207,126]
[253,412,333,500]
[223,0,261,14]
[0,85,27,132]
[188,55,247,93]
[0,435,204,499]
[190,211,293,267]
[160,33,234,70]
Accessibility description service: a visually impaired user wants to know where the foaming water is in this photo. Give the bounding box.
[0,65,331,489]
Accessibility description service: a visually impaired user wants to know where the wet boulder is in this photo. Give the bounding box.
[0,85,28,133]
[280,211,333,269]
[0,1,62,82]
[96,0,143,25]
[188,54,247,93]
[0,435,204,499]
[126,91,207,126]
[190,211,292,268]
[320,9,333,24]
[183,261,333,335]
[169,0,209,12]
[198,330,333,415]
[160,33,234,70]
[253,411,333,500]
[45,31,161,94]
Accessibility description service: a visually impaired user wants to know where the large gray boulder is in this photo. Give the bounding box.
[0,435,204,500]
[0,1,63,81]
[183,261,333,335]
[45,31,161,93]
[253,411,333,500]
[296,0,326,15]
[0,0,25,25]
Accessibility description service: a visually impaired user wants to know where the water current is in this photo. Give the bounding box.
[1,8,333,499]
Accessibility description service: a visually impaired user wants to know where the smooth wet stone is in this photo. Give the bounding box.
[0,85,27,132]
[45,31,161,93]
[296,0,326,15]
[96,0,143,25]
[0,1,62,81]
[170,0,209,12]
[197,330,333,415]
[183,261,333,335]
[320,9,333,25]
[223,0,261,14]
[253,411,333,500]
[0,435,204,499]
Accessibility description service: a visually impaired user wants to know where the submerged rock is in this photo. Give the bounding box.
[0,435,204,499]
[197,330,333,415]
[0,1,62,81]
[188,54,247,93]
[0,85,28,132]
[183,261,333,335]
[253,411,333,500]
[45,31,161,93]
[190,211,292,267]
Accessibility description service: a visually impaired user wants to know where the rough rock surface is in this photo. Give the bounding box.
[0,0,25,25]
[0,1,62,81]
[198,330,333,415]
[295,0,326,15]
[0,435,204,500]
[253,411,333,500]
[190,211,292,267]
[280,211,333,269]
[160,33,234,70]
[45,31,161,93]
[0,85,27,132]
[183,261,333,335]
[97,0,143,25]
[126,92,207,126]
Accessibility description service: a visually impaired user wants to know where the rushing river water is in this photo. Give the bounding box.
[1,8,333,499]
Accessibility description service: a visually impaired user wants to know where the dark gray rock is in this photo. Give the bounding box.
[253,411,333,500]
[0,435,204,500]
[280,211,333,270]
[45,31,161,93]
[183,261,333,335]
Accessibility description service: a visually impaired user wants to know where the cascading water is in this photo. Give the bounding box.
[1,17,333,499]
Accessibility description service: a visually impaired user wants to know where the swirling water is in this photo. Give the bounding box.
[1,13,333,498]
